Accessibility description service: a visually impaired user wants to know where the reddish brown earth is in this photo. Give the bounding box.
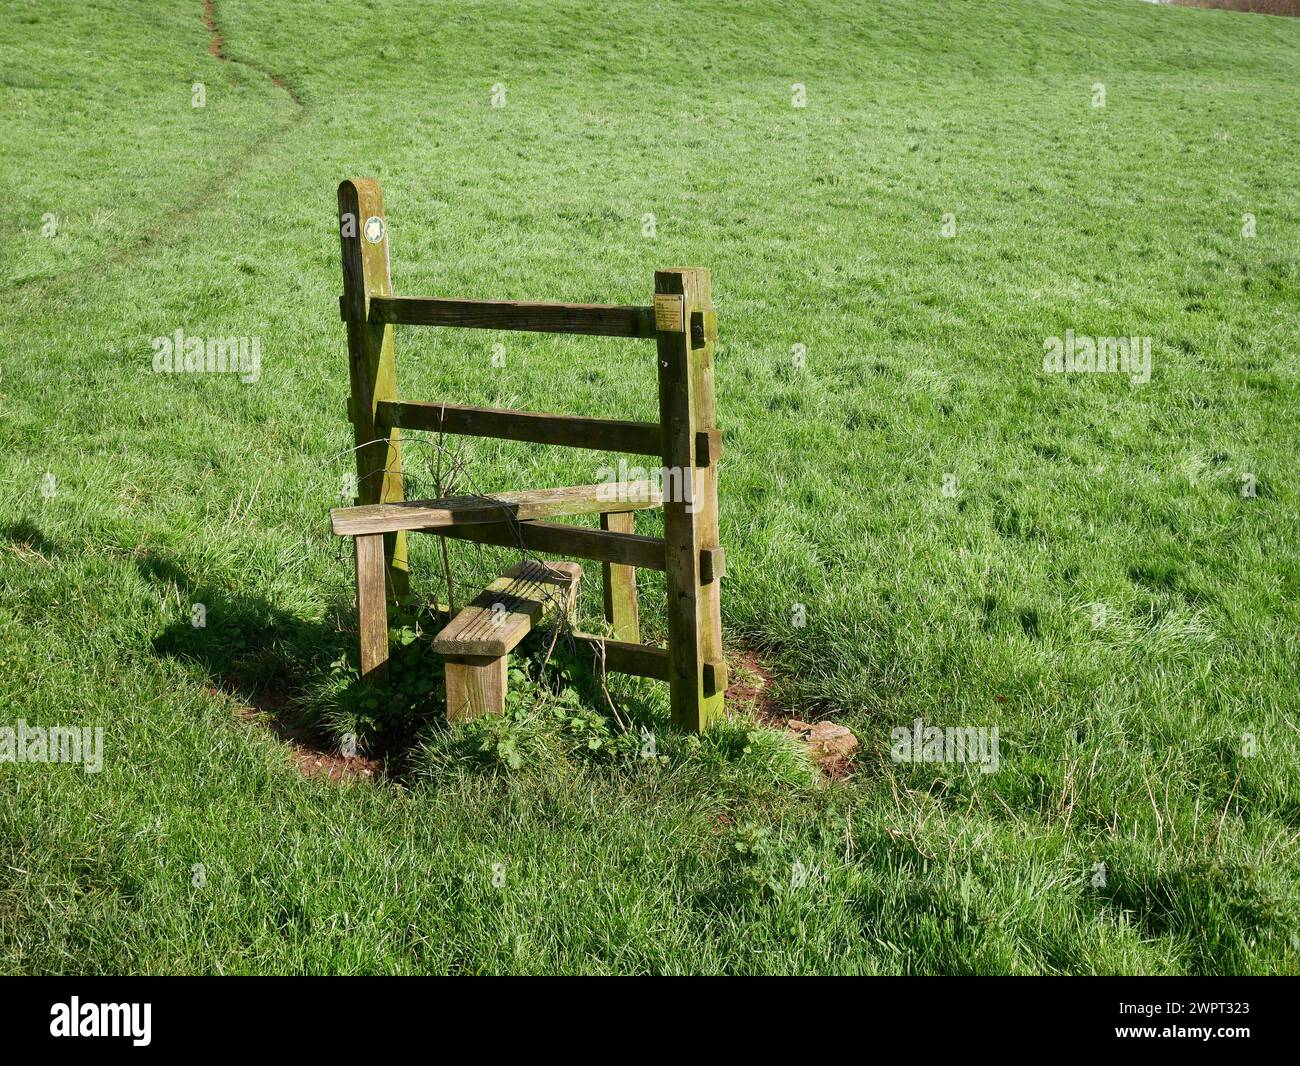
[202,0,303,103]
[210,685,384,783]
[1172,0,1300,14]
[724,649,785,727]
[202,0,225,58]
[221,649,854,783]
[724,649,859,777]
[785,720,860,779]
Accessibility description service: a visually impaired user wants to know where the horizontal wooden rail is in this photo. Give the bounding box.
[570,634,668,681]
[331,482,663,537]
[374,400,721,464]
[432,518,721,578]
[360,295,658,338]
[570,634,724,695]
[380,399,657,453]
[437,519,667,571]
[341,296,716,345]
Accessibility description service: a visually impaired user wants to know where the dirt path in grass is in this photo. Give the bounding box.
[7,2,306,295]
[1170,0,1300,14]
[203,0,224,56]
[202,0,304,106]
[215,684,386,784]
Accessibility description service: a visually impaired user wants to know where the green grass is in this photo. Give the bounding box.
[1,0,1298,974]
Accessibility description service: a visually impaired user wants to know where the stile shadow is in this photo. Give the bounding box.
[136,549,412,776]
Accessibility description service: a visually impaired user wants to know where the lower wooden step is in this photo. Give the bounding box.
[431,560,581,658]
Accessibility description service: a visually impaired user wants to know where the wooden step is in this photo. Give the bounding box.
[431,560,581,658]
[331,482,661,536]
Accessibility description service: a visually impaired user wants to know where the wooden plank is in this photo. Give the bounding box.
[570,633,668,681]
[355,533,389,682]
[368,295,657,338]
[566,634,721,691]
[655,267,724,731]
[436,519,667,571]
[432,560,580,657]
[444,655,507,720]
[339,507,710,575]
[331,481,662,536]
[380,399,658,455]
[600,511,640,643]
[338,178,408,599]
[375,400,717,463]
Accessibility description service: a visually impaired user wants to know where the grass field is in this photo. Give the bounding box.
[1,0,1297,975]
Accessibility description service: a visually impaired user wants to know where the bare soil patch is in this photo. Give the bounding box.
[1171,0,1300,15]
[210,684,385,783]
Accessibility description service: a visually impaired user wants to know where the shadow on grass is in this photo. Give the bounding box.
[1,519,60,560]
[135,550,424,779]
[1092,855,1297,974]
[132,549,800,786]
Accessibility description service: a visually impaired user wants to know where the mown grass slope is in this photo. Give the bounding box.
[1,0,1297,973]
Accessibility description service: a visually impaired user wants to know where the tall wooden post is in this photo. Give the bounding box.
[655,267,725,731]
[338,178,408,604]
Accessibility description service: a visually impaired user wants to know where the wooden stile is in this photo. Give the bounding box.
[333,179,728,731]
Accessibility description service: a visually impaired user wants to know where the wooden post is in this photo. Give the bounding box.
[655,268,725,732]
[338,178,408,604]
[355,533,389,682]
[444,655,508,720]
[600,511,640,642]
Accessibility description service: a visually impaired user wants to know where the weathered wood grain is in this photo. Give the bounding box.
[444,654,507,720]
[571,633,668,680]
[436,518,667,571]
[600,511,640,643]
[656,267,725,731]
[367,295,658,338]
[689,271,726,711]
[375,400,718,463]
[338,178,408,599]
[355,533,389,682]
[431,560,581,657]
[331,481,662,536]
